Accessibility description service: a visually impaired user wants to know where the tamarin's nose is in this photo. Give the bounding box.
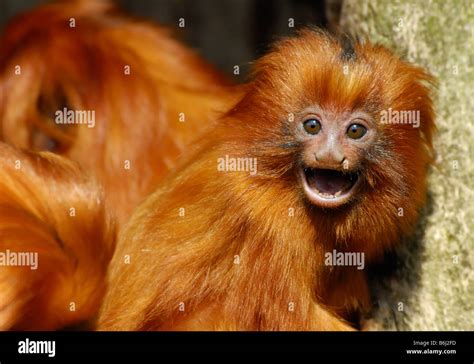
[314,138,345,166]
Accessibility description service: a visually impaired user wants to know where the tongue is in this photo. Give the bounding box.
[307,169,351,195]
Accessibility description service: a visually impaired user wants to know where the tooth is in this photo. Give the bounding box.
[335,191,341,197]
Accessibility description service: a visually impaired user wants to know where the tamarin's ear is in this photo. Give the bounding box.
[0,142,115,330]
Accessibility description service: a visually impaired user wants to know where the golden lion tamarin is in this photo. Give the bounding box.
[99,30,435,331]
[0,142,115,330]
[0,0,233,224]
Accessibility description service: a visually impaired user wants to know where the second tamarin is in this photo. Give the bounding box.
[100,29,436,331]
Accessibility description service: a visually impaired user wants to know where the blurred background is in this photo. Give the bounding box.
[0,0,340,81]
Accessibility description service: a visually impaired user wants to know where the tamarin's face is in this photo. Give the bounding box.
[232,30,435,218]
[294,106,376,208]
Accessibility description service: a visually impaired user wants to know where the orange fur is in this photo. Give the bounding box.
[0,0,234,224]
[0,142,115,330]
[99,29,435,331]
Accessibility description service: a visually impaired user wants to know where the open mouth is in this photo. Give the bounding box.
[298,167,360,207]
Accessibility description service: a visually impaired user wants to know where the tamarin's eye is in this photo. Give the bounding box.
[303,119,321,135]
[347,124,367,139]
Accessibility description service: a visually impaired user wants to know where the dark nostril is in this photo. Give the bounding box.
[314,152,319,161]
